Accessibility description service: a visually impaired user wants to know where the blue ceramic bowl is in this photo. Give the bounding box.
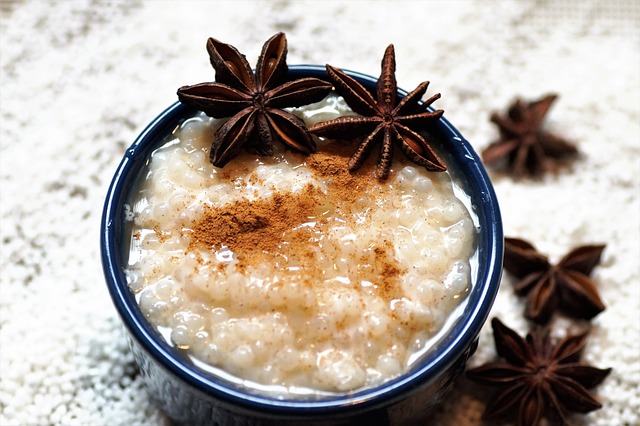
[101,65,503,425]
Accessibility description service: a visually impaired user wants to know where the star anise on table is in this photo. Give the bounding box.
[482,94,578,178]
[505,237,606,324]
[177,33,332,167]
[467,318,611,426]
[308,44,446,180]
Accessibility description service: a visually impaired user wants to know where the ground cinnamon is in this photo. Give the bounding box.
[188,148,405,301]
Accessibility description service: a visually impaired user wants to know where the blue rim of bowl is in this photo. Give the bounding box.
[101,65,503,416]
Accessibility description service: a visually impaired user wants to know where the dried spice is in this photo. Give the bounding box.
[504,237,606,324]
[186,151,405,301]
[467,318,611,426]
[177,33,332,167]
[482,94,578,178]
[309,44,446,180]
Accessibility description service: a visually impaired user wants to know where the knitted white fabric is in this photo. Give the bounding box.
[1,1,638,425]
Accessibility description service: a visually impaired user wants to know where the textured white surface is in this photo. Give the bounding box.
[1,1,638,425]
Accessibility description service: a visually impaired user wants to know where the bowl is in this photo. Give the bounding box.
[101,65,503,426]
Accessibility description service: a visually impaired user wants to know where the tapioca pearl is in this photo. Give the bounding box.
[416,228,442,248]
[331,256,352,276]
[228,318,258,341]
[432,172,453,190]
[400,165,418,180]
[140,232,161,250]
[136,253,164,280]
[444,261,471,294]
[283,281,317,309]
[189,330,210,357]
[143,300,172,325]
[167,158,189,180]
[182,169,205,190]
[397,205,420,227]
[210,325,234,350]
[170,310,205,334]
[206,182,232,199]
[265,166,286,181]
[411,278,444,306]
[392,299,431,326]
[444,222,466,256]
[151,201,170,219]
[264,281,291,308]
[228,345,256,372]
[424,193,443,208]
[363,312,392,338]
[354,229,380,256]
[304,314,334,341]
[323,288,361,321]
[444,218,475,256]
[147,163,168,180]
[138,287,159,313]
[126,269,145,292]
[152,277,176,299]
[139,285,174,325]
[184,266,214,299]
[250,339,275,365]
[376,354,402,377]
[169,190,192,208]
[414,176,434,193]
[166,290,186,312]
[180,118,207,139]
[162,235,187,252]
[253,364,280,385]
[275,348,301,373]
[179,137,197,153]
[384,344,407,366]
[253,165,270,179]
[419,247,447,274]
[198,342,223,366]
[396,238,421,264]
[315,350,366,391]
[209,308,229,325]
[271,324,294,348]
[153,178,177,201]
[350,195,372,213]
[170,325,193,348]
[439,198,465,224]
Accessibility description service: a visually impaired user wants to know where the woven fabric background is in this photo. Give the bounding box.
[1,1,638,425]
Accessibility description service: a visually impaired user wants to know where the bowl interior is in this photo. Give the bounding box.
[101,65,503,414]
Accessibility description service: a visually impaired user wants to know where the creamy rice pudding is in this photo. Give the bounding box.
[124,94,477,396]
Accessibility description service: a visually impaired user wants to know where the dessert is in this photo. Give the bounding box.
[123,34,478,397]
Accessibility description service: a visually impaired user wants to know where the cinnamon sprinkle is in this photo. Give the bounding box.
[187,147,406,301]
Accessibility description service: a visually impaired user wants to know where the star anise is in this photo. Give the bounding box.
[482,94,578,178]
[177,33,332,167]
[467,318,611,426]
[308,44,446,180]
[505,237,606,324]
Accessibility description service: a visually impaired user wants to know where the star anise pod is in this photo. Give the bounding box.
[177,33,332,167]
[482,94,578,178]
[467,318,611,426]
[308,44,446,180]
[505,237,606,324]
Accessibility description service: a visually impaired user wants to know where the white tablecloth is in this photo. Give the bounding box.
[1,1,638,424]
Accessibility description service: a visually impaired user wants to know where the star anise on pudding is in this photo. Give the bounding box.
[482,94,578,178]
[505,237,606,324]
[467,318,611,426]
[177,33,332,167]
[308,44,446,180]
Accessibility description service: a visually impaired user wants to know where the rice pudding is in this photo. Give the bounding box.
[124,94,477,396]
